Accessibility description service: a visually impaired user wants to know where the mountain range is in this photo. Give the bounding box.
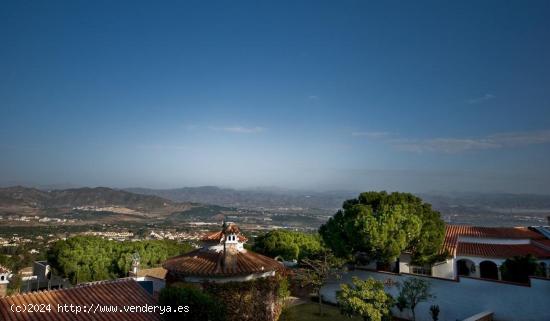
[1,185,549,226]
[125,186,356,210]
[0,186,192,218]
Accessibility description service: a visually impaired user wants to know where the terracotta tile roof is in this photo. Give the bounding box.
[456,242,550,259]
[0,278,162,321]
[136,267,167,280]
[202,230,224,242]
[223,223,241,235]
[200,223,248,243]
[442,225,545,255]
[533,239,550,251]
[0,265,10,274]
[163,248,284,277]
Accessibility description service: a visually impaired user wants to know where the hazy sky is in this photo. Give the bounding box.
[1,1,550,193]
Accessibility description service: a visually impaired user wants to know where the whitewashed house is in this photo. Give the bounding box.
[400,225,550,280]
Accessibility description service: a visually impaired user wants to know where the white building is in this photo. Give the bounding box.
[400,225,550,280]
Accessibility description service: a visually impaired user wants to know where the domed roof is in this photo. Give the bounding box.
[163,223,283,278]
[163,248,284,277]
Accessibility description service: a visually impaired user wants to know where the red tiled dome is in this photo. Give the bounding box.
[164,223,283,278]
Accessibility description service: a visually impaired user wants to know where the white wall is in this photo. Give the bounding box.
[455,256,506,266]
[431,258,454,279]
[135,276,165,293]
[399,253,412,274]
[320,270,550,321]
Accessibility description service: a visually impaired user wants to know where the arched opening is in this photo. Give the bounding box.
[0,275,4,281]
[480,261,499,280]
[456,259,476,277]
[539,262,548,278]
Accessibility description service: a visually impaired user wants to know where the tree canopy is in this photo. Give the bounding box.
[295,250,343,316]
[397,278,434,321]
[253,230,324,261]
[319,191,446,264]
[337,277,394,321]
[47,236,194,284]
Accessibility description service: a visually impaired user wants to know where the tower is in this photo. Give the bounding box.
[222,222,241,269]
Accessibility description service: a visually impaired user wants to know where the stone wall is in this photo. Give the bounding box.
[202,276,284,321]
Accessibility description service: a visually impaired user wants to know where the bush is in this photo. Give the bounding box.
[337,277,394,321]
[253,230,324,261]
[429,305,440,321]
[500,255,541,284]
[158,286,225,321]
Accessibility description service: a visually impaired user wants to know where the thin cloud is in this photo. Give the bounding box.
[136,144,187,150]
[393,138,500,153]
[467,93,495,104]
[392,129,550,154]
[352,131,392,138]
[209,126,266,134]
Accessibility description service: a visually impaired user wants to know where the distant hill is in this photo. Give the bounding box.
[126,186,550,226]
[3,185,549,227]
[0,186,192,217]
[125,186,357,210]
[419,192,550,210]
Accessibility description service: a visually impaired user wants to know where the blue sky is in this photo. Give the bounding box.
[1,1,550,193]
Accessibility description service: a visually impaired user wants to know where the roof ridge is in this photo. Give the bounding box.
[0,277,161,321]
[76,277,134,287]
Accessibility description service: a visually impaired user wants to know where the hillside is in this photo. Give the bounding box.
[126,186,356,210]
[0,186,192,218]
[127,186,550,226]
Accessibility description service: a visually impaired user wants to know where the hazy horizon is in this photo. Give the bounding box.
[2,1,550,194]
[3,181,550,197]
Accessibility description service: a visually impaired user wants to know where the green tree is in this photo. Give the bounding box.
[397,278,434,321]
[253,230,324,261]
[500,254,541,284]
[319,191,445,265]
[158,286,225,321]
[296,250,343,316]
[47,236,194,284]
[337,277,394,321]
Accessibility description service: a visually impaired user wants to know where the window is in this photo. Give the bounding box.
[411,266,432,276]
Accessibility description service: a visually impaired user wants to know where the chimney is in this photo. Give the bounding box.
[0,268,9,297]
[222,233,239,271]
[130,252,140,277]
[0,283,7,298]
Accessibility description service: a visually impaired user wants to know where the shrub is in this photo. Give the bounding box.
[158,286,225,321]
